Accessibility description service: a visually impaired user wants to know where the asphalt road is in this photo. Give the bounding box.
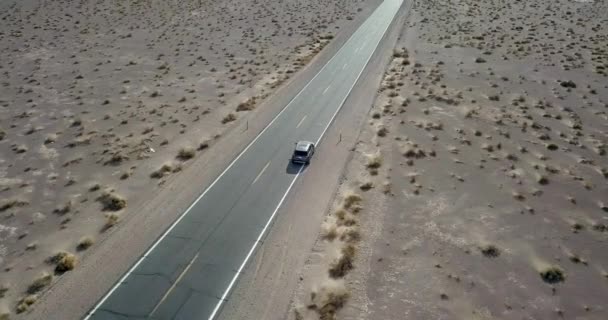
[85,0,403,318]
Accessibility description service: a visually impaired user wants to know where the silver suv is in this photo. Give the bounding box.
[291,141,315,164]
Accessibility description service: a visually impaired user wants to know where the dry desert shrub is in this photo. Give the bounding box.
[44,133,58,144]
[329,245,356,278]
[0,284,8,298]
[222,113,237,124]
[308,280,349,320]
[0,198,29,212]
[53,200,73,215]
[343,192,362,210]
[77,236,94,251]
[339,228,361,243]
[198,139,210,150]
[150,162,182,178]
[366,151,382,169]
[176,147,196,161]
[236,97,257,111]
[17,294,38,313]
[376,126,388,137]
[480,244,500,258]
[27,272,52,294]
[540,266,565,284]
[104,213,120,230]
[322,222,338,241]
[48,251,77,273]
[97,191,127,211]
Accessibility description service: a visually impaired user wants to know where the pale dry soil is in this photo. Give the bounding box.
[0,0,375,316]
[292,0,608,319]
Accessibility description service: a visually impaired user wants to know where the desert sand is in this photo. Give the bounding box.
[292,0,608,319]
[0,0,374,316]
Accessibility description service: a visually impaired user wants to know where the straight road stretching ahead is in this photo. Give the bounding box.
[86,0,403,318]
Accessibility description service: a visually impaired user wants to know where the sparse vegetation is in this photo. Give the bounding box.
[53,200,73,215]
[77,237,94,251]
[329,245,356,278]
[17,294,38,313]
[308,280,349,320]
[322,223,338,241]
[376,126,388,137]
[343,193,362,210]
[198,139,210,150]
[222,113,237,124]
[97,191,127,211]
[150,162,182,178]
[0,284,9,298]
[27,273,52,294]
[104,212,120,229]
[44,133,58,144]
[49,251,77,273]
[359,181,373,191]
[236,97,257,111]
[0,198,29,212]
[540,267,565,284]
[480,244,500,258]
[176,147,196,161]
[366,152,382,169]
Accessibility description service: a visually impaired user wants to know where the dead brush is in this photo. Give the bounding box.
[236,97,257,111]
[27,272,52,294]
[150,162,182,178]
[222,113,237,124]
[403,144,426,158]
[321,218,338,241]
[329,245,356,278]
[77,236,94,251]
[53,200,73,215]
[97,191,126,211]
[176,147,196,161]
[52,252,77,273]
[104,212,120,230]
[308,280,349,320]
[339,228,361,243]
[335,209,357,227]
[17,295,38,313]
[366,152,383,169]
[334,209,347,221]
[343,192,362,211]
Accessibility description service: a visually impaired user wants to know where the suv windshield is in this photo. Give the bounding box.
[294,150,308,157]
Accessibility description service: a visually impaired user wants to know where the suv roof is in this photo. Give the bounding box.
[295,141,314,152]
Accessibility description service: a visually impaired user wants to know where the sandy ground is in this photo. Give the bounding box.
[292,0,608,319]
[0,0,376,317]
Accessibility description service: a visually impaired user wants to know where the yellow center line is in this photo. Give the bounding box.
[149,252,199,317]
[296,115,307,128]
[252,161,271,185]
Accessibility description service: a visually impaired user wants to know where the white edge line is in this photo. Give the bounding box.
[207,0,401,319]
[83,7,380,319]
[206,165,304,320]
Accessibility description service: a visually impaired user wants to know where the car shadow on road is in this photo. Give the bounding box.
[286,161,307,175]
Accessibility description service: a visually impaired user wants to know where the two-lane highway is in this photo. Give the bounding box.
[86,0,403,318]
